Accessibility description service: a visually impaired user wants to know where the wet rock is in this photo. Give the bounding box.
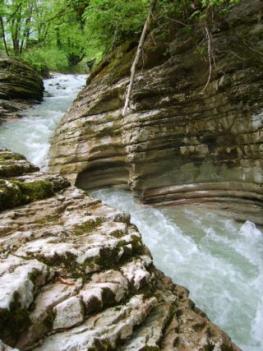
[49,0,263,224]
[0,150,240,350]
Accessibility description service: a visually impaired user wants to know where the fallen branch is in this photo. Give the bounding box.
[202,25,213,92]
[122,0,158,116]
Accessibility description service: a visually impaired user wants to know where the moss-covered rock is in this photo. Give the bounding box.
[0,149,69,212]
[0,150,38,178]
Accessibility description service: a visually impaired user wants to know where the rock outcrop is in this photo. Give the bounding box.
[50,0,263,224]
[0,58,44,121]
[0,149,240,350]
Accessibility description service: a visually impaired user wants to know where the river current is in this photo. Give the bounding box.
[0,74,86,168]
[0,74,262,351]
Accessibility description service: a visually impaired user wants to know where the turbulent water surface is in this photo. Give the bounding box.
[0,74,86,168]
[92,189,263,351]
[0,74,262,351]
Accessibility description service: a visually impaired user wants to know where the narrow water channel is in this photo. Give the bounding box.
[0,74,86,168]
[0,74,262,351]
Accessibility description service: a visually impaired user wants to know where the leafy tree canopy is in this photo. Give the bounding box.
[0,0,239,73]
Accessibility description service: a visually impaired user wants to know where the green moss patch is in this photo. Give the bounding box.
[0,179,56,211]
[74,217,104,236]
[0,302,31,346]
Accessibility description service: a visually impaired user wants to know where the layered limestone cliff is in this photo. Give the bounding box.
[0,149,240,350]
[49,0,263,224]
[0,58,44,121]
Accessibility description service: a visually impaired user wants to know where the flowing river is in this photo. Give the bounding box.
[0,74,86,168]
[0,74,262,351]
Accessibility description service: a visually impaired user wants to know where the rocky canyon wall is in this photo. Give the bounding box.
[0,149,240,350]
[50,0,263,224]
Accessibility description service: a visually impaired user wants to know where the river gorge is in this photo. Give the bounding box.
[0,1,262,349]
[0,73,262,351]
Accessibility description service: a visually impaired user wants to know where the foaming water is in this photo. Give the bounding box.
[0,74,86,168]
[92,188,263,351]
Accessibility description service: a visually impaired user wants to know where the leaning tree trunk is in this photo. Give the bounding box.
[122,0,158,116]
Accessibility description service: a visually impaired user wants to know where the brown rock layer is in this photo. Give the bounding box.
[0,58,44,121]
[0,149,240,350]
[50,0,263,224]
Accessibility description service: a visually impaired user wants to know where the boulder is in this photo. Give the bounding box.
[49,0,263,224]
[0,149,240,350]
[0,58,44,121]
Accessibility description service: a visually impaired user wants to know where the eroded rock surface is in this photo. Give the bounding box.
[0,150,69,211]
[50,0,263,224]
[0,58,44,121]
[0,150,240,350]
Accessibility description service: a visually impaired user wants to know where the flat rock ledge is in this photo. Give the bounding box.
[0,150,240,351]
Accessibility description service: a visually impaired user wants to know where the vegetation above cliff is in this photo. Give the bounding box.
[0,0,239,73]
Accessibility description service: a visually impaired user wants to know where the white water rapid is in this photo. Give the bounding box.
[0,74,262,351]
[92,189,263,351]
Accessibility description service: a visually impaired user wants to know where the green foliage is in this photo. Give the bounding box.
[83,0,150,53]
[0,0,89,71]
[158,0,240,19]
[201,0,240,6]
[0,0,241,72]
[22,47,69,73]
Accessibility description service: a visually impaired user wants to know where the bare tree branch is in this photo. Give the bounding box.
[202,25,213,92]
[122,0,158,117]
